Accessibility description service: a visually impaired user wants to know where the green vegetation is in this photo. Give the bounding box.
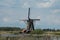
[53,32,60,35]
[0,27,21,34]
[0,27,60,35]
[0,27,21,31]
[30,29,44,34]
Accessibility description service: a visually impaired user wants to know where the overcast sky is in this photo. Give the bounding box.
[0,0,60,29]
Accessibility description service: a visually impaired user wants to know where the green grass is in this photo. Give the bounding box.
[30,29,44,34]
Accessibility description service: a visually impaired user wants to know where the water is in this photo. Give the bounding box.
[0,34,60,40]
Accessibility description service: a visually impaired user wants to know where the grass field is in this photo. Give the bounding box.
[0,31,60,35]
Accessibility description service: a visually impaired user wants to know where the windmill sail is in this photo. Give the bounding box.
[28,8,30,19]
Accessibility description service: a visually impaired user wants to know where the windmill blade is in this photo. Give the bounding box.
[19,19,28,21]
[28,8,30,19]
[31,19,40,21]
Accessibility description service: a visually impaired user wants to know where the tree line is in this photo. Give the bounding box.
[0,27,21,31]
[0,27,60,32]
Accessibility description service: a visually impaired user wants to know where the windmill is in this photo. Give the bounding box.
[20,8,40,33]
